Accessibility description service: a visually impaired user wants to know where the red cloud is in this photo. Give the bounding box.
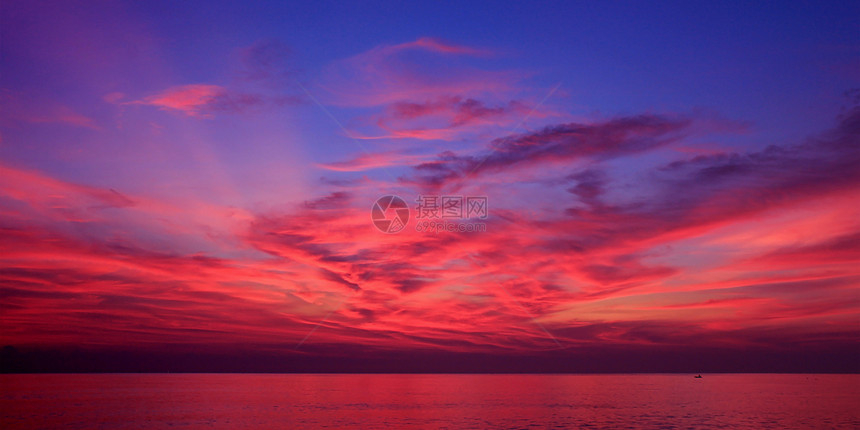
[1,106,858,362]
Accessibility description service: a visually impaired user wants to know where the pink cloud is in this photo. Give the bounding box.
[359,97,537,141]
[133,84,227,117]
[130,41,303,118]
[316,151,434,172]
[309,38,563,143]
[131,83,303,118]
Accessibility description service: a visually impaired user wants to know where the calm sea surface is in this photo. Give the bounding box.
[1,374,858,429]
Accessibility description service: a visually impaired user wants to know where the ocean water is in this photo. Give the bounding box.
[1,374,858,429]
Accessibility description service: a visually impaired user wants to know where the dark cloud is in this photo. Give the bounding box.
[553,105,860,255]
[404,114,691,189]
[378,96,528,131]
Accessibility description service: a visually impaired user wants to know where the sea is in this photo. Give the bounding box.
[1,374,858,429]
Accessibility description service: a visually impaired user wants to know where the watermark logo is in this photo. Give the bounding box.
[371,195,410,234]
[372,194,488,234]
[417,195,488,219]
[415,195,487,234]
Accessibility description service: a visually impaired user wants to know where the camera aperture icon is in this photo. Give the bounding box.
[371,195,410,234]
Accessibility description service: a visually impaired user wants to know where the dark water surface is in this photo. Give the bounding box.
[1,374,858,429]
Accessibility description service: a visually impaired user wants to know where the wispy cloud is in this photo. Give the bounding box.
[316,150,434,172]
[382,37,493,56]
[129,40,303,118]
[317,38,521,108]
[403,114,690,188]
[2,25,858,365]
[0,91,100,129]
[5,106,857,355]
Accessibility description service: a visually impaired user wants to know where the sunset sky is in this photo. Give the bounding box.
[1,1,858,372]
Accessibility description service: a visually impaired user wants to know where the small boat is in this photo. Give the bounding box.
[694,374,703,378]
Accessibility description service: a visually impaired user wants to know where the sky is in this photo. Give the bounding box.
[1,0,859,372]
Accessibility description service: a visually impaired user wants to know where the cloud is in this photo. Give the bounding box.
[404,113,691,188]
[387,37,492,56]
[213,100,858,335]
[316,150,434,172]
[309,38,563,143]
[435,104,860,272]
[358,97,534,141]
[135,84,227,117]
[1,101,858,360]
[749,231,860,268]
[131,84,302,118]
[0,91,99,129]
[0,164,136,214]
[130,40,303,118]
[317,38,520,108]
